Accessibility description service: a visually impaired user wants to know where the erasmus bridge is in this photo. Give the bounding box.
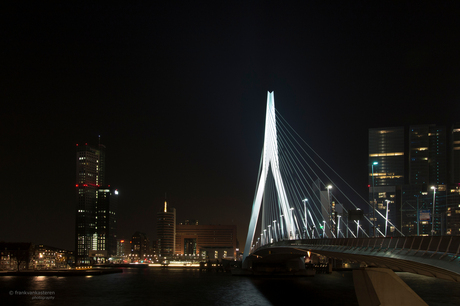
[240,92,460,305]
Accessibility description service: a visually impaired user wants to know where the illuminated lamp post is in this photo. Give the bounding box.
[372,162,378,237]
[431,186,437,236]
[280,214,284,240]
[302,199,308,239]
[290,207,296,239]
[385,199,390,237]
[322,220,326,238]
[268,225,272,243]
[327,185,332,237]
[356,220,360,238]
[337,215,341,238]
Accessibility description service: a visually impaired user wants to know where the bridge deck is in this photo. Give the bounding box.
[252,236,460,282]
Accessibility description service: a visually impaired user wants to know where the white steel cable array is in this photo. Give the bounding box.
[243,92,403,262]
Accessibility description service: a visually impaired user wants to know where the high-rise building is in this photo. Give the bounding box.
[96,187,118,257]
[75,142,117,265]
[446,124,460,235]
[451,125,460,183]
[409,125,448,186]
[130,231,150,261]
[369,127,405,187]
[157,199,176,258]
[369,125,459,237]
[368,127,404,236]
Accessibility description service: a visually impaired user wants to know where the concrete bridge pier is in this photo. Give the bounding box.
[353,268,427,306]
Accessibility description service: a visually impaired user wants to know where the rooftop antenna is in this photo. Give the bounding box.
[98,135,101,146]
[164,192,168,212]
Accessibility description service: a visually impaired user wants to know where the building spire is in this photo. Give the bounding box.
[164,192,167,212]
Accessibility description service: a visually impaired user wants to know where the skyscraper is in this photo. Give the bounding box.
[157,199,176,259]
[96,187,118,257]
[368,127,405,187]
[446,125,460,235]
[409,125,448,186]
[368,127,405,236]
[451,125,460,183]
[369,125,458,237]
[75,142,117,265]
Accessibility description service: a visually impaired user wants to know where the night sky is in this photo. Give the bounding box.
[1,2,460,252]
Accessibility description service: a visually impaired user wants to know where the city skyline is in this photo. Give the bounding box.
[1,2,460,251]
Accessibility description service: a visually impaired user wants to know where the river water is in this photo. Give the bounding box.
[1,268,460,305]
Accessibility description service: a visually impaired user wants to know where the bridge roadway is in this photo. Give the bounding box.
[251,236,460,282]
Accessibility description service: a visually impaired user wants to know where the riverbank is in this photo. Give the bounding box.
[0,268,122,276]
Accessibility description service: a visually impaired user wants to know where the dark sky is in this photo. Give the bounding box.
[1,2,460,251]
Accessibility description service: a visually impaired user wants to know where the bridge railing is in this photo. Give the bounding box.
[258,236,460,260]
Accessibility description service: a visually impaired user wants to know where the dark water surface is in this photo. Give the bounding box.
[1,268,459,305]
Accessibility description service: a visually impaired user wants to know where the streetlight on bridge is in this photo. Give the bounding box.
[337,215,341,238]
[268,225,272,243]
[327,185,333,238]
[372,161,378,237]
[385,199,390,237]
[280,214,284,240]
[302,199,308,239]
[431,186,437,236]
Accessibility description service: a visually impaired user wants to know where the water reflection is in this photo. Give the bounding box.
[398,272,460,305]
[1,269,459,305]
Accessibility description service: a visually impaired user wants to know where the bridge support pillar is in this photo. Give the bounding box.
[353,268,427,306]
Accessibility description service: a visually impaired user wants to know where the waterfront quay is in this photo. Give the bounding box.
[0,268,122,276]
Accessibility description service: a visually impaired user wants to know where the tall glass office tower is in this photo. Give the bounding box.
[368,125,453,237]
[75,142,117,265]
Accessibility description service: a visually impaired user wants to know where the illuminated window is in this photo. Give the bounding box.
[369,152,404,157]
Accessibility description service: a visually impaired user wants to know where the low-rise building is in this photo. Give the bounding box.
[175,224,237,260]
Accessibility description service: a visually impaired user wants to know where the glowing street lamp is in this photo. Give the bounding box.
[354,219,360,238]
[327,185,332,238]
[385,199,390,237]
[268,225,272,243]
[372,162,378,237]
[302,199,308,239]
[337,215,341,238]
[290,207,296,239]
[280,214,284,240]
[431,186,437,236]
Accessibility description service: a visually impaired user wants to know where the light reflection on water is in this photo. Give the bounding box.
[397,272,460,306]
[0,269,459,305]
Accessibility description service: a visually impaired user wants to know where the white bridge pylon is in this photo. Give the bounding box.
[243,91,295,261]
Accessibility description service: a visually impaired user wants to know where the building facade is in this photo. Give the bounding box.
[157,200,176,258]
[0,242,34,271]
[175,224,237,259]
[369,125,460,237]
[96,187,118,258]
[75,142,117,265]
[368,126,405,236]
